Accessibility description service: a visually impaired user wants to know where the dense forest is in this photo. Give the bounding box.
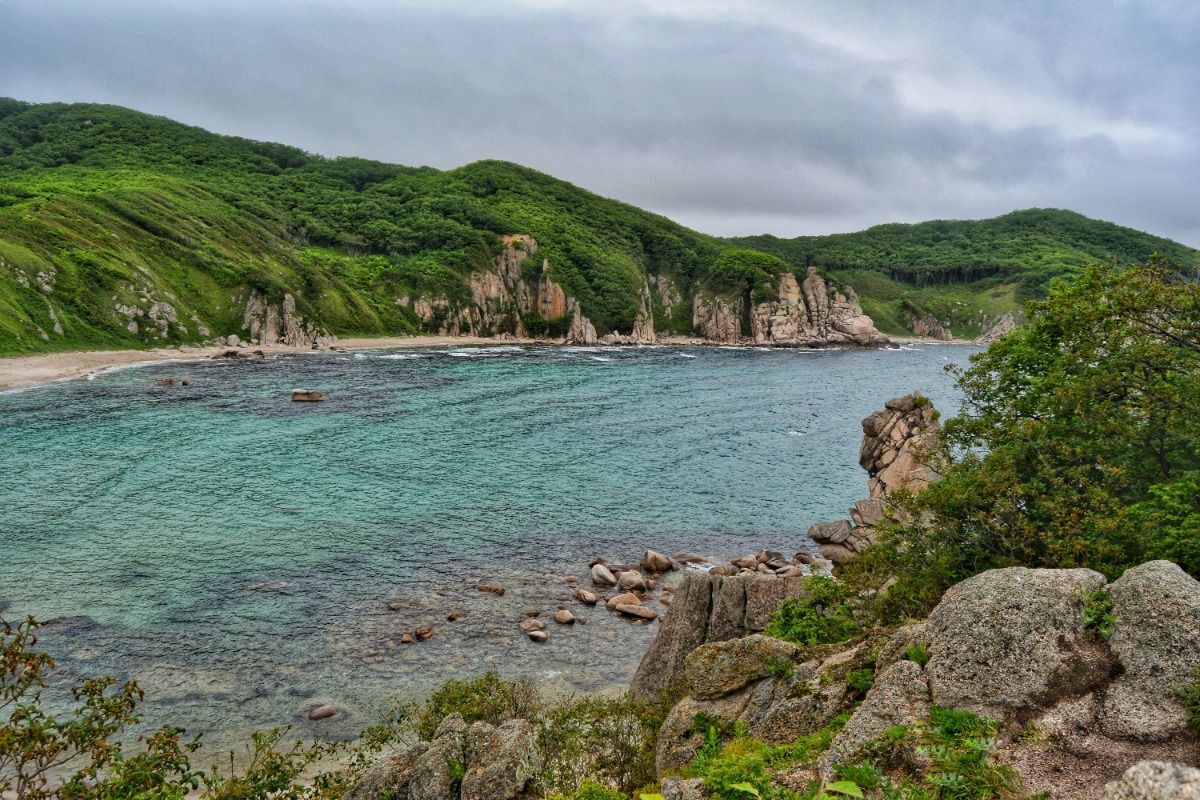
[0,99,1195,354]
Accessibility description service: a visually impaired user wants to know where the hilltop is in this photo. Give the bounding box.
[0,99,1194,355]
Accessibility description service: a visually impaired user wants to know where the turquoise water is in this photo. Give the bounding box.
[0,343,975,750]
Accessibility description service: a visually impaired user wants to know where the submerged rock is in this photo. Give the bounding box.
[291,389,325,402]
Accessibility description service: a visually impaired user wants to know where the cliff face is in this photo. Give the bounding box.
[396,235,603,345]
[692,267,888,347]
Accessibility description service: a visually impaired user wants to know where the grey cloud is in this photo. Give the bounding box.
[0,0,1196,243]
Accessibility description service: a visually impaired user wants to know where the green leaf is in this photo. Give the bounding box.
[638,795,664,800]
[728,783,762,798]
[823,780,864,798]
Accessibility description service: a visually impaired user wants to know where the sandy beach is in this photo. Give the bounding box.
[0,336,540,393]
[0,333,974,393]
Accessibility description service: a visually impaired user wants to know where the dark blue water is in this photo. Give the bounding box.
[0,343,975,751]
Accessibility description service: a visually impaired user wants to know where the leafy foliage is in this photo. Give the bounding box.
[415,671,538,740]
[852,261,1200,621]
[1173,671,1200,737]
[1081,590,1116,642]
[764,578,862,648]
[1,615,399,800]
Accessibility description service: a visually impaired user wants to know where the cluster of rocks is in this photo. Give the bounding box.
[809,391,941,564]
[649,560,1200,800]
[705,548,833,579]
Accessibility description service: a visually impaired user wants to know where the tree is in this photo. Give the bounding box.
[862,260,1200,618]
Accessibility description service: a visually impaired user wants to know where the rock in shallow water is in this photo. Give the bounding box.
[591,563,617,587]
[308,703,339,720]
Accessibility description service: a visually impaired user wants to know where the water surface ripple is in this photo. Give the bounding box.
[0,344,975,749]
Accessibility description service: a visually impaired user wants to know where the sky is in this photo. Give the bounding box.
[2,0,1198,244]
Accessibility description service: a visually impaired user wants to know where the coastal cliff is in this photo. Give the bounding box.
[692,268,887,347]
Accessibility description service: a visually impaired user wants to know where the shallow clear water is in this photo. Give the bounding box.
[0,343,975,751]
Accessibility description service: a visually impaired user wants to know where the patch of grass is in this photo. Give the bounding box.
[416,670,539,740]
[904,643,930,667]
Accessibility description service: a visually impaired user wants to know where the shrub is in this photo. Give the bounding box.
[416,671,539,740]
[764,578,862,648]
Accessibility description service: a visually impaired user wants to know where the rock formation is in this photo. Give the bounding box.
[902,309,954,340]
[397,235,602,345]
[750,269,885,347]
[242,290,337,349]
[809,392,941,563]
[977,311,1017,344]
[349,713,540,800]
[641,560,1200,798]
[692,267,888,347]
[629,571,815,701]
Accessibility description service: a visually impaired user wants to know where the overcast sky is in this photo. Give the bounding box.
[2,0,1198,244]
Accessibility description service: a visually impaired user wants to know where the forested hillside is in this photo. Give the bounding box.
[0,99,1194,354]
[733,209,1199,338]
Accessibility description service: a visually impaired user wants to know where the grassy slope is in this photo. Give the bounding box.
[0,98,1195,353]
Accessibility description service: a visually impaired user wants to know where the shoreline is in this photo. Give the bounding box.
[0,333,979,393]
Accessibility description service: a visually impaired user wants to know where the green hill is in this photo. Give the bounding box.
[0,98,1194,354]
[732,210,1199,338]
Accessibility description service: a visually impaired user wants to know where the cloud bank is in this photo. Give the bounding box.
[2,0,1197,243]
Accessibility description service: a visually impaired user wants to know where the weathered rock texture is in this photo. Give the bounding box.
[399,235,602,345]
[693,267,887,347]
[648,561,1200,798]
[809,392,940,563]
[923,567,1112,718]
[1105,761,1200,799]
[347,713,540,800]
[976,311,1017,344]
[629,571,814,701]
[655,637,861,774]
[241,290,337,349]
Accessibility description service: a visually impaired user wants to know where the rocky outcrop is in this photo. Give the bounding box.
[820,660,931,775]
[750,269,887,347]
[902,309,953,340]
[656,638,859,773]
[809,392,941,563]
[629,571,816,701]
[1105,762,1200,799]
[977,312,1017,344]
[242,290,337,349]
[398,235,602,345]
[348,713,539,800]
[692,292,743,344]
[1100,561,1200,742]
[600,278,656,345]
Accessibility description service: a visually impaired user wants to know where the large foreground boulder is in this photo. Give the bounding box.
[1105,761,1200,799]
[1101,561,1200,742]
[348,713,538,800]
[923,566,1112,718]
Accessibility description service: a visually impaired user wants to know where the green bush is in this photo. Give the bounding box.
[764,578,862,647]
[416,671,539,740]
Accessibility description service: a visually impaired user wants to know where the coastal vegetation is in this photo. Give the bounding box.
[1,99,1195,354]
[847,260,1200,622]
